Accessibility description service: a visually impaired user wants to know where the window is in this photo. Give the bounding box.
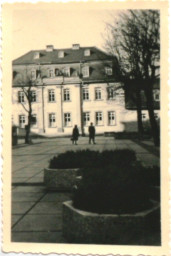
[31,70,36,80]
[153,90,160,101]
[19,115,26,128]
[64,113,71,127]
[82,88,89,100]
[18,91,25,103]
[96,112,103,126]
[31,114,37,127]
[49,113,56,128]
[58,51,64,58]
[82,67,89,78]
[64,89,70,101]
[55,69,62,76]
[95,88,102,100]
[84,49,90,56]
[48,89,55,102]
[49,70,54,78]
[83,112,90,126]
[108,111,116,125]
[108,87,115,100]
[154,113,159,120]
[105,67,113,76]
[63,67,70,77]
[31,91,37,102]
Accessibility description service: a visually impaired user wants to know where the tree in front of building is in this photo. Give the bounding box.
[104,10,160,145]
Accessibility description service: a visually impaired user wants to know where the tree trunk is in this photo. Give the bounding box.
[25,110,32,144]
[144,85,160,146]
[136,88,144,139]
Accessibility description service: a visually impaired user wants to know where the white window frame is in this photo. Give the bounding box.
[82,87,89,100]
[31,70,36,80]
[82,66,89,78]
[49,69,54,78]
[63,67,70,77]
[49,113,56,128]
[18,91,25,103]
[31,90,37,102]
[108,111,116,126]
[58,51,64,58]
[64,113,72,127]
[108,87,115,100]
[31,114,37,128]
[141,113,147,121]
[64,88,70,101]
[95,112,103,126]
[153,90,160,102]
[19,115,26,128]
[48,89,55,102]
[105,67,113,76]
[83,112,90,126]
[95,87,102,100]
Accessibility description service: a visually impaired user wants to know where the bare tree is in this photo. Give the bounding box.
[104,10,160,145]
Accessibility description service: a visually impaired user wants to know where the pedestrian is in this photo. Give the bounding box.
[72,125,79,145]
[88,122,96,144]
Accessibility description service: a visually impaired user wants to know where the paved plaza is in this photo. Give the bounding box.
[12,136,160,244]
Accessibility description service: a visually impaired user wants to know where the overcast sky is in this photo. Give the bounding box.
[12,4,116,60]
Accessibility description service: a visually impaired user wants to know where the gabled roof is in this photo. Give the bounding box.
[13,46,113,65]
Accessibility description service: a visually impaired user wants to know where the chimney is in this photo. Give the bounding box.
[72,44,80,50]
[46,45,54,52]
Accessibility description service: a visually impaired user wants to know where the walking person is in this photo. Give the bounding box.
[89,122,96,144]
[72,125,79,145]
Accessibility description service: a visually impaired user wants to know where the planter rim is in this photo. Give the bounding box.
[63,200,160,218]
[45,167,80,171]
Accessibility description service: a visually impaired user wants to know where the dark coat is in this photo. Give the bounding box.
[89,125,95,138]
[72,127,79,140]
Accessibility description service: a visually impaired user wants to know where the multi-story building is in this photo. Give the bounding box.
[12,44,159,136]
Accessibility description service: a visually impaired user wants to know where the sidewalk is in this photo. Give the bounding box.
[12,137,160,244]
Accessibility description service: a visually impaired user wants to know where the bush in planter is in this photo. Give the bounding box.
[49,149,136,169]
[73,161,154,214]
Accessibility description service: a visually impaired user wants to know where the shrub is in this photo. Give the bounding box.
[49,149,136,169]
[73,162,154,214]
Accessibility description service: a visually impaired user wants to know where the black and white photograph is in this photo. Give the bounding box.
[1,1,170,255]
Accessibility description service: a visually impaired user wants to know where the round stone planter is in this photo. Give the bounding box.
[62,200,160,244]
[44,168,79,191]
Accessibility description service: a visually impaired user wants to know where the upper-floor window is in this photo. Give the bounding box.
[154,113,159,120]
[18,91,25,103]
[108,87,115,100]
[31,90,37,102]
[58,51,64,58]
[96,112,103,126]
[49,69,54,78]
[95,88,102,100]
[82,66,89,78]
[83,112,90,126]
[49,113,56,127]
[64,88,70,101]
[31,70,36,80]
[55,68,62,76]
[141,113,147,120]
[105,67,113,76]
[63,67,70,77]
[48,89,55,102]
[84,49,90,56]
[82,87,89,100]
[108,111,116,126]
[153,89,160,102]
[19,115,26,128]
[64,113,72,127]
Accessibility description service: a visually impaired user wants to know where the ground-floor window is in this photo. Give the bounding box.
[64,113,71,127]
[83,112,90,126]
[95,112,103,126]
[19,115,26,128]
[49,113,56,127]
[31,114,37,127]
[141,113,147,121]
[108,111,116,125]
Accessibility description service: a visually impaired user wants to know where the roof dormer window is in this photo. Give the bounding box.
[82,66,89,78]
[58,51,64,58]
[84,49,91,56]
[105,67,113,76]
[34,52,40,59]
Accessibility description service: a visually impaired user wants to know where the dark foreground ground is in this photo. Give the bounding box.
[12,136,160,244]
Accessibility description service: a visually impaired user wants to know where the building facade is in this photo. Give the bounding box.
[12,44,160,136]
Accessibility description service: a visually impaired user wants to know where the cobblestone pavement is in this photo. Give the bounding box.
[12,136,160,244]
